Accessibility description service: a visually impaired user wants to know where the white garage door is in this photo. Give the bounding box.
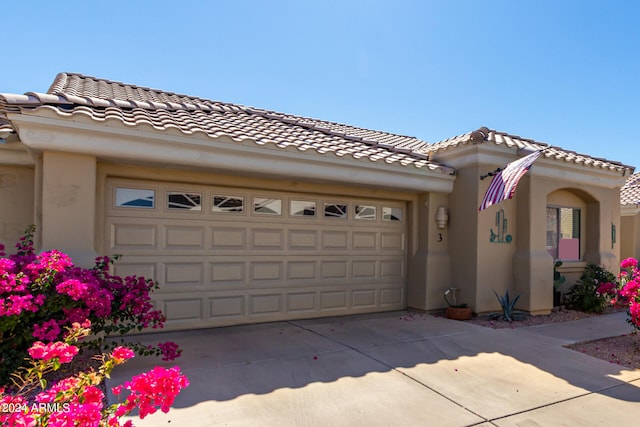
[104,178,407,330]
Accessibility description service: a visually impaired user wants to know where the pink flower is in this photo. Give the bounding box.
[63,307,91,324]
[112,346,135,363]
[0,258,16,276]
[621,257,638,270]
[158,341,181,361]
[0,293,40,316]
[0,395,34,426]
[629,300,640,327]
[35,376,81,403]
[28,341,79,364]
[48,402,101,426]
[620,279,640,299]
[37,250,74,273]
[33,319,61,341]
[115,366,189,419]
[56,279,88,301]
[596,282,617,296]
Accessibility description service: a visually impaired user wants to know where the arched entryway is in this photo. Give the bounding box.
[546,188,600,296]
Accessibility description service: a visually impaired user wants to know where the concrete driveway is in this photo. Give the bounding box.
[106,311,640,426]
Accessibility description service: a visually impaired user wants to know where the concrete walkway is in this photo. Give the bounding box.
[106,311,640,426]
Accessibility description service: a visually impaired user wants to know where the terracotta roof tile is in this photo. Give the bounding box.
[423,127,633,174]
[621,172,640,205]
[1,72,454,174]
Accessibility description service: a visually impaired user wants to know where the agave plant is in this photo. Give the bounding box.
[488,290,527,322]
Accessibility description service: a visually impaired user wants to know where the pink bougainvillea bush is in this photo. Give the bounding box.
[0,322,189,426]
[0,226,181,384]
[597,257,640,330]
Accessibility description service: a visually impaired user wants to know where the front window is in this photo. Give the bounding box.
[546,207,581,260]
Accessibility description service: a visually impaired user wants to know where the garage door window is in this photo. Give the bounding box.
[254,197,282,215]
[291,200,316,217]
[324,203,348,218]
[115,188,155,209]
[167,192,202,211]
[213,195,244,213]
[383,207,402,221]
[355,205,376,220]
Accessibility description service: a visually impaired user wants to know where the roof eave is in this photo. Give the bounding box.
[8,112,456,193]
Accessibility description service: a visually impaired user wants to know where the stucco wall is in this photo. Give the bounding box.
[447,163,481,309]
[621,213,640,261]
[407,192,451,311]
[0,165,34,251]
[40,151,97,267]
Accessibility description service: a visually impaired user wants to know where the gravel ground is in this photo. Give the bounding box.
[466,307,640,370]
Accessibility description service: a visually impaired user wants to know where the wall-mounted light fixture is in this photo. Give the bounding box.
[435,206,448,229]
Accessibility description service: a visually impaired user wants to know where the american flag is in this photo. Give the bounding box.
[479,150,542,211]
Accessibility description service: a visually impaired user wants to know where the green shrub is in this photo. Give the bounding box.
[565,263,616,313]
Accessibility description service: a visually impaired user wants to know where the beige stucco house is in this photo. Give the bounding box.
[0,73,634,331]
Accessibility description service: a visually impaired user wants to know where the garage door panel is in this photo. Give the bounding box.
[164,262,203,285]
[321,230,349,249]
[110,223,158,250]
[352,289,377,308]
[249,294,283,315]
[288,230,318,250]
[381,232,405,251]
[211,227,246,250]
[210,261,246,285]
[251,229,284,249]
[380,288,404,306]
[286,261,317,280]
[163,298,203,323]
[320,261,348,279]
[209,295,245,319]
[352,232,377,250]
[352,260,377,278]
[381,259,406,279]
[320,290,348,310]
[165,225,205,249]
[250,261,284,282]
[286,292,317,312]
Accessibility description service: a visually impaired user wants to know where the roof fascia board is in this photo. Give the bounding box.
[9,114,455,193]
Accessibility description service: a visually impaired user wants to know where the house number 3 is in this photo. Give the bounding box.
[438,233,443,242]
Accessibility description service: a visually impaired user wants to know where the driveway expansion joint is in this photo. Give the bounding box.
[287,320,489,423]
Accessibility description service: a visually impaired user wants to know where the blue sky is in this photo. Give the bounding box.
[3,1,639,168]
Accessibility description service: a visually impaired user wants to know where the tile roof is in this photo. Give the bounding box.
[0,73,454,174]
[621,172,640,205]
[423,127,634,174]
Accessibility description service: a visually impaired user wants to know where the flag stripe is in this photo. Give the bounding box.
[479,150,541,211]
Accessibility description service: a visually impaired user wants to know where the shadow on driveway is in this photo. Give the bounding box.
[106,311,640,426]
